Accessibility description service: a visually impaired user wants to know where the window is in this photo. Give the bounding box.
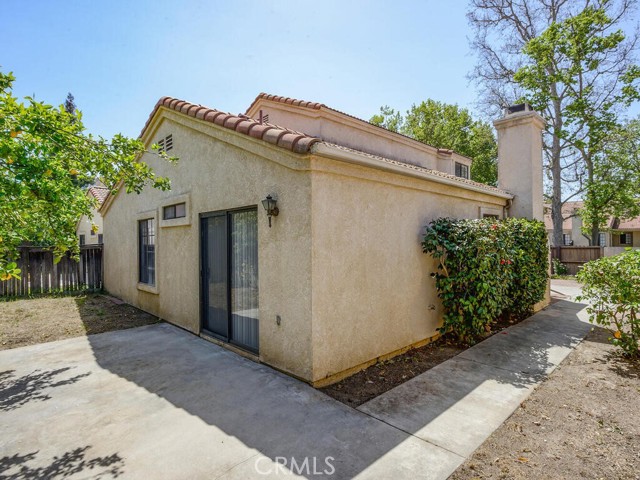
[598,232,606,247]
[163,202,186,220]
[620,232,633,245]
[563,234,572,246]
[79,234,86,246]
[90,229,96,236]
[98,234,103,244]
[139,219,155,285]
[455,162,469,179]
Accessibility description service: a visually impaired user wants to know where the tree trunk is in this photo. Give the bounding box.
[586,157,598,246]
[550,98,564,248]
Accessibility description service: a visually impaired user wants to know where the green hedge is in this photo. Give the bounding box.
[422,217,548,344]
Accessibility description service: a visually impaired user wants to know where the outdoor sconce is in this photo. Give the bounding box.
[262,195,279,227]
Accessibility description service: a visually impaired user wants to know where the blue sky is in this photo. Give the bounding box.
[3,1,638,140]
[2,0,482,138]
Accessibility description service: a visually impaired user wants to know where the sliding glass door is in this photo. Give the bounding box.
[201,208,259,353]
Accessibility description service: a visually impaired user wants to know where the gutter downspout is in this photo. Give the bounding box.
[503,198,513,218]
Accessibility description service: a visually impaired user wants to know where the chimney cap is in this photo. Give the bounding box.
[505,103,533,115]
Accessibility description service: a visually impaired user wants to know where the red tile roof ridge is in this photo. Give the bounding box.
[246,93,474,162]
[142,96,321,154]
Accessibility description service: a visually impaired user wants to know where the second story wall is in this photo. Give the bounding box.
[246,100,473,176]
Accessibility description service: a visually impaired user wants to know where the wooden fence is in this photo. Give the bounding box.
[0,245,103,297]
[551,246,602,275]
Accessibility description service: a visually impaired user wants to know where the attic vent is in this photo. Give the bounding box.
[157,134,173,153]
[261,113,269,123]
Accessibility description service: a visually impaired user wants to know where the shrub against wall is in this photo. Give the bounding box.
[422,217,548,344]
[577,249,640,357]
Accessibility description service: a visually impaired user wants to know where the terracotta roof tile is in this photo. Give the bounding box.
[136,96,508,198]
[88,186,110,206]
[612,216,640,230]
[246,93,474,162]
[141,96,321,154]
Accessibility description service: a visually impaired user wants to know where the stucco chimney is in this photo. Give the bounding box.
[493,104,545,221]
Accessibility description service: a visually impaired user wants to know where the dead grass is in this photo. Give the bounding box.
[0,294,160,350]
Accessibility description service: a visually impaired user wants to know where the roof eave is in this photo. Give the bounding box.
[313,143,513,200]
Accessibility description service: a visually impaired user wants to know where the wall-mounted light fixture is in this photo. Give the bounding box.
[261,195,279,227]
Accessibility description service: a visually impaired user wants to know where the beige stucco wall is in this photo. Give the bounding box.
[247,102,472,174]
[103,110,315,380]
[76,205,103,244]
[495,110,545,221]
[104,106,515,385]
[308,155,508,383]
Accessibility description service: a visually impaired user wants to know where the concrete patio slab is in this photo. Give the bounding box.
[358,296,591,459]
[0,323,462,480]
[1,279,591,479]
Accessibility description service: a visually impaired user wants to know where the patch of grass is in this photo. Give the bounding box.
[550,274,577,280]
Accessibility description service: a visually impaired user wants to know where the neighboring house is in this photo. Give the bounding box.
[544,202,588,247]
[545,200,640,254]
[606,216,640,254]
[77,185,109,246]
[101,96,544,386]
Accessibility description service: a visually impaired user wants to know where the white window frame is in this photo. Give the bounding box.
[620,232,633,245]
[159,193,191,228]
[598,232,606,247]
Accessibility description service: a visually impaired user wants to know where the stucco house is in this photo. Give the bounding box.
[76,184,109,245]
[101,96,544,386]
[544,200,640,254]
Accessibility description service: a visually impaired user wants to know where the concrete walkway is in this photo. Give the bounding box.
[0,283,589,479]
[358,286,591,465]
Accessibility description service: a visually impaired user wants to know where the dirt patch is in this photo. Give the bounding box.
[0,294,160,350]
[450,327,640,480]
[320,338,465,407]
[321,311,526,407]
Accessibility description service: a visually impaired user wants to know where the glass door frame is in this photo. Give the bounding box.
[199,206,259,354]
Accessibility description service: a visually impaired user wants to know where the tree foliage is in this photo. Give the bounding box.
[64,92,76,115]
[513,4,640,243]
[0,71,176,280]
[580,118,640,234]
[370,99,498,185]
[468,0,639,246]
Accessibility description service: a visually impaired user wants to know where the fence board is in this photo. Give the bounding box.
[552,246,603,275]
[0,245,103,298]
